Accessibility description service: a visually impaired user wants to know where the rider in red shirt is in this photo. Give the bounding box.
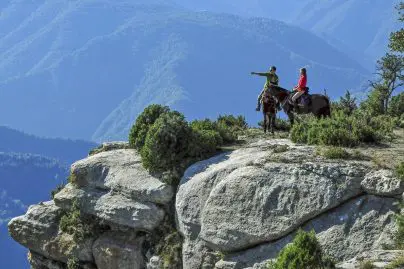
[291,68,307,104]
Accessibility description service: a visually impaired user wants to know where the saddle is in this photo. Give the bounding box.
[289,87,311,107]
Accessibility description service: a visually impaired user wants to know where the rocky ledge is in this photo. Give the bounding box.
[8,139,404,269]
[9,146,174,269]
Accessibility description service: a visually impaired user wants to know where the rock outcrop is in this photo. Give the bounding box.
[176,139,402,269]
[9,144,175,269]
[8,139,403,269]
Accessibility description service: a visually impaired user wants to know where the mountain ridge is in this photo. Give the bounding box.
[0,1,369,142]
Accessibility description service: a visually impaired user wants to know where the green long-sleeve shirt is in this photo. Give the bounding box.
[255,72,279,89]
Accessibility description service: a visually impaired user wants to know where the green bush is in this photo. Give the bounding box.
[217,114,248,130]
[275,118,291,131]
[332,90,358,116]
[59,201,94,242]
[190,118,217,132]
[388,92,404,117]
[190,119,223,155]
[395,162,404,181]
[291,110,394,147]
[216,115,248,144]
[67,257,80,269]
[128,104,170,150]
[318,147,350,159]
[129,107,245,184]
[394,203,404,250]
[141,111,192,173]
[192,116,246,145]
[398,114,404,128]
[268,230,335,269]
[158,231,183,269]
[189,129,222,159]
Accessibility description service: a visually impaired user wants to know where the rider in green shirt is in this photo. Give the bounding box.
[251,66,279,111]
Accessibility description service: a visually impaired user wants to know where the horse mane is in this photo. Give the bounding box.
[271,86,290,102]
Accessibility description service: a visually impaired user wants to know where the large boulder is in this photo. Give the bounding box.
[215,195,397,269]
[176,140,402,269]
[8,201,94,263]
[177,141,367,252]
[92,231,145,269]
[9,148,173,267]
[70,149,173,205]
[54,184,165,231]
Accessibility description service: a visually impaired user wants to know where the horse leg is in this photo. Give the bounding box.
[287,111,294,126]
[263,113,267,133]
[269,112,275,134]
[265,113,270,133]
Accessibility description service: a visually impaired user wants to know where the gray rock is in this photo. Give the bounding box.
[93,231,145,269]
[71,149,173,205]
[214,195,397,269]
[336,250,404,269]
[200,163,365,252]
[176,140,397,268]
[177,143,366,252]
[89,141,130,156]
[182,239,216,269]
[8,201,93,263]
[28,251,66,269]
[146,256,162,269]
[362,169,404,196]
[54,184,165,231]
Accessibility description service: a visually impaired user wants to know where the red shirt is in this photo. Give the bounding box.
[296,75,307,92]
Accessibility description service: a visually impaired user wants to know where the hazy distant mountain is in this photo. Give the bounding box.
[0,0,369,142]
[0,126,96,164]
[173,0,399,68]
[0,152,68,269]
[172,0,306,21]
[294,0,400,66]
[0,126,96,269]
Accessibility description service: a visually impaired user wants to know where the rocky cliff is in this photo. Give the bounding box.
[8,139,404,268]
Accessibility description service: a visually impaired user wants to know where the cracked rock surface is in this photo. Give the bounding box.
[176,139,402,269]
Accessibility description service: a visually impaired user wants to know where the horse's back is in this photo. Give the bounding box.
[310,94,330,116]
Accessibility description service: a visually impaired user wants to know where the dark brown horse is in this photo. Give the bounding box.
[268,86,331,125]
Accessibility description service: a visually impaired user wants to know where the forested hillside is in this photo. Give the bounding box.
[0,0,368,142]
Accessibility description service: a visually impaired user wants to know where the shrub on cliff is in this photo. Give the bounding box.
[190,118,217,132]
[191,116,247,144]
[129,104,170,150]
[189,129,222,159]
[216,114,248,144]
[317,147,350,159]
[395,162,404,181]
[141,111,193,173]
[291,110,395,147]
[267,230,335,269]
[130,106,244,179]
